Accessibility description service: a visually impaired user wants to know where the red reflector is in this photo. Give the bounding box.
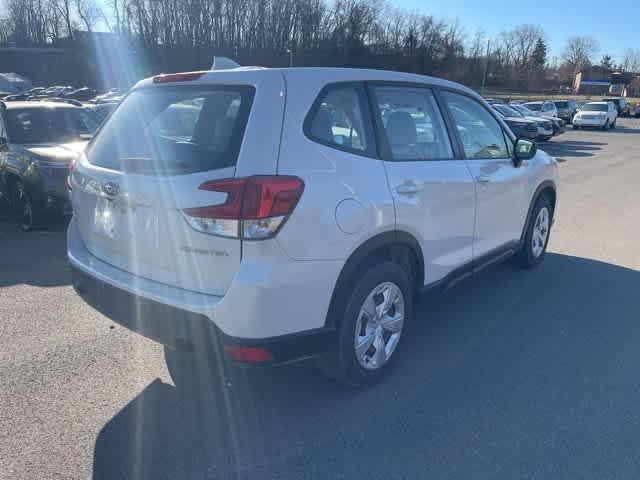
[224,345,274,363]
[153,71,206,83]
[67,158,76,191]
[183,176,304,220]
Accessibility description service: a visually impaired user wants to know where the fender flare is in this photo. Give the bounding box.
[520,180,557,242]
[324,230,424,329]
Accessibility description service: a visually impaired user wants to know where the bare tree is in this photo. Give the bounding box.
[621,48,640,72]
[562,35,599,73]
[74,0,101,32]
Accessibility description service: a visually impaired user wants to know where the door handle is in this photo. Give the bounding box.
[396,181,423,195]
[476,176,491,184]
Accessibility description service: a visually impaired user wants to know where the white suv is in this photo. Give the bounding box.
[573,101,618,130]
[68,67,559,385]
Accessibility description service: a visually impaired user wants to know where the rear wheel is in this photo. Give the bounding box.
[316,261,412,386]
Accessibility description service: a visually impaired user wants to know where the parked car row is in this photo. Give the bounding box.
[491,95,637,132]
[490,100,565,142]
[2,85,125,111]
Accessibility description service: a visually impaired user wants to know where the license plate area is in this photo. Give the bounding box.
[93,197,159,242]
[93,197,117,239]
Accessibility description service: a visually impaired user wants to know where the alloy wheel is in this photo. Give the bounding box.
[354,282,405,371]
[531,207,550,258]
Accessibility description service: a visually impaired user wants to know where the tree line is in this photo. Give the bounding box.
[1,0,639,90]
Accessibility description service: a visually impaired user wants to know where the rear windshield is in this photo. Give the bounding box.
[525,103,542,111]
[87,85,255,174]
[6,107,101,144]
[582,104,608,112]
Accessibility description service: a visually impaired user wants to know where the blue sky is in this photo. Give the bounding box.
[393,0,637,63]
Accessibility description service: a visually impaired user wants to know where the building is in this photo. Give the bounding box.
[574,66,638,96]
[573,66,612,95]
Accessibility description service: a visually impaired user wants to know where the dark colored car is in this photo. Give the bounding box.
[493,104,554,141]
[491,107,539,140]
[553,100,577,123]
[603,98,630,117]
[64,87,97,101]
[0,101,101,230]
[512,104,565,136]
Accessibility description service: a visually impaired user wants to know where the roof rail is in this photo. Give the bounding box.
[36,97,83,107]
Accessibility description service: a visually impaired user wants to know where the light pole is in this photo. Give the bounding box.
[481,38,491,97]
[286,48,294,67]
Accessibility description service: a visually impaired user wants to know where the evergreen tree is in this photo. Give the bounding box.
[600,54,613,69]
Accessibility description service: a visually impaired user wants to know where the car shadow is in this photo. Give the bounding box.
[610,125,640,134]
[0,211,70,287]
[93,253,640,479]
[540,139,605,160]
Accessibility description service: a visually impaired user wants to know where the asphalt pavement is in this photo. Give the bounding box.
[1,119,639,479]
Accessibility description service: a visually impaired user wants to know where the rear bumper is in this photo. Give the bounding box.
[67,217,340,362]
[71,265,334,362]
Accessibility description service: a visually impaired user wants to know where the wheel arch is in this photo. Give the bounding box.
[521,180,557,242]
[324,230,424,329]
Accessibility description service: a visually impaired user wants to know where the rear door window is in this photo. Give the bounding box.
[305,83,375,156]
[87,85,254,174]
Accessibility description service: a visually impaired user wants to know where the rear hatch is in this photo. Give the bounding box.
[70,70,285,296]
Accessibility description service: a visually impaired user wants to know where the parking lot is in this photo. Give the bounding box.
[1,119,640,479]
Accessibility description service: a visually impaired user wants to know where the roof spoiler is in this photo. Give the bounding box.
[211,57,241,70]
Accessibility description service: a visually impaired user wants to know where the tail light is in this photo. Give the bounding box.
[67,158,76,191]
[182,176,304,240]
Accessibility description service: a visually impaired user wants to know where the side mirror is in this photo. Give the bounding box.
[514,138,536,166]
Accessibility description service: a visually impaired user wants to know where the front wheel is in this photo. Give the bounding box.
[316,261,412,386]
[515,195,553,269]
[11,181,37,231]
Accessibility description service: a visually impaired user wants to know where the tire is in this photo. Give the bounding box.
[11,181,38,231]
[573,125,579,130]
[515,195,553,269]
[316,261,412,386]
